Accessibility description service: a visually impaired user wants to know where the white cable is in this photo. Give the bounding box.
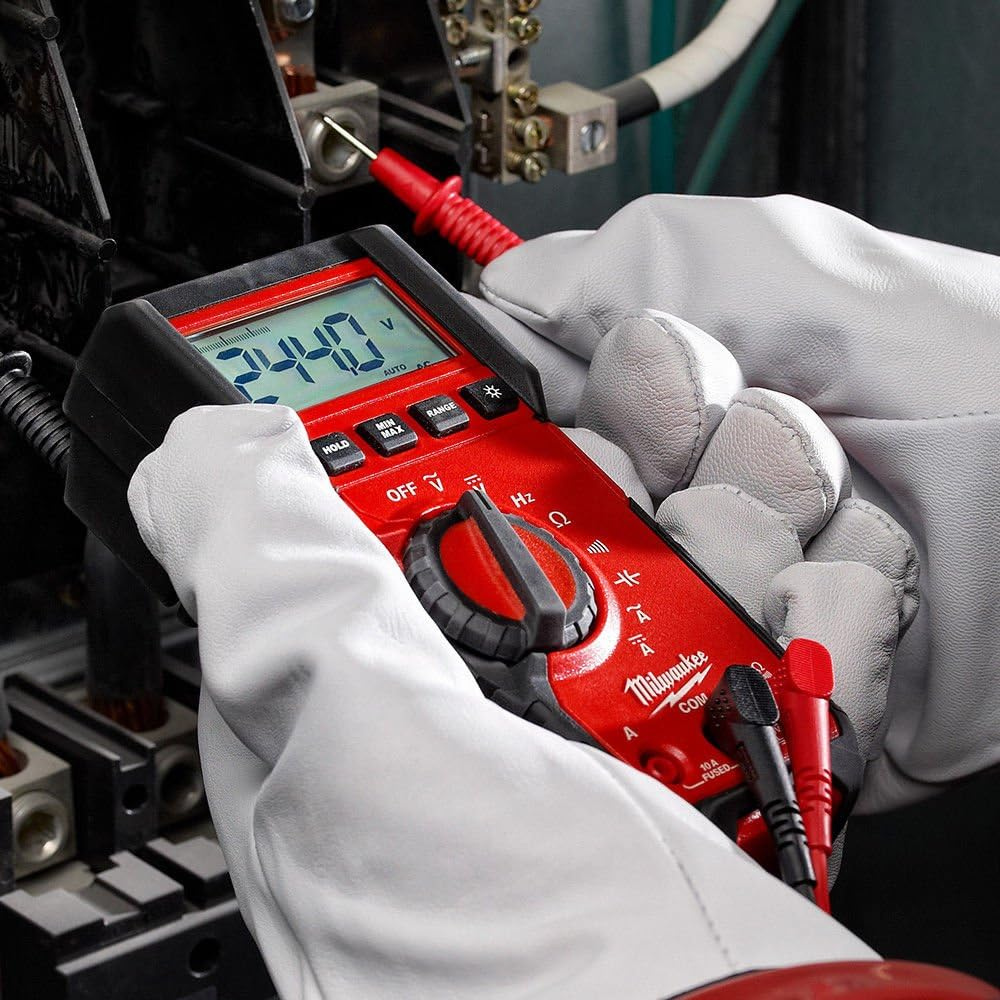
[640,0,778,110]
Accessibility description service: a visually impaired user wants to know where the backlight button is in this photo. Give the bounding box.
[461,377,519,418]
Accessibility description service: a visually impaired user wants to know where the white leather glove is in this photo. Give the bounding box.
[478,193,1000,813]
[128,330,901,999]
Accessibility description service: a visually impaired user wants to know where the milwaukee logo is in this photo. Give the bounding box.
[624,651,712,714]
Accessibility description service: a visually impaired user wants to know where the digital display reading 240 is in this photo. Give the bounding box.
[189,277,453,411]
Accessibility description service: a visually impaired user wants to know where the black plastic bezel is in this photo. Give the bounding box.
[63,226,546,603]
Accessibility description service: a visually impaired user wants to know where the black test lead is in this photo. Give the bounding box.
[704,664,816,902]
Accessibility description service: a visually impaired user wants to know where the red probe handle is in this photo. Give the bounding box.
[370,149,522,267]
[778,637,836,912]
[369,148,440,213]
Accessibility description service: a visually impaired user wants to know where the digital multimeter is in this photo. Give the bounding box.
[64,226,862,856]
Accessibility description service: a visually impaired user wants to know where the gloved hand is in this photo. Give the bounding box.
[477,193,1000,813]
[126,191,994,998]
[127,298,909,997]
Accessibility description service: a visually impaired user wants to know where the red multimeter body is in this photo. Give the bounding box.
[64,226,861,858]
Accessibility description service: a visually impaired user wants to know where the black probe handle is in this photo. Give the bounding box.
[728,721,815,899]
[705,664,816,901]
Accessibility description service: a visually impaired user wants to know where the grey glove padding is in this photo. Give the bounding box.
[656,484,806,625]
[688,387,853,544]
[480,193,1000,811]
[579,311,744,497]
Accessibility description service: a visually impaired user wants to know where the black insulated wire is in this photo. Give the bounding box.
[602,77,660,126]
[0,350,72,478]
[758,798,814,895]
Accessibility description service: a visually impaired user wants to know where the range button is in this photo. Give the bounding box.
[312,432,365,476]
[409,394,470,437]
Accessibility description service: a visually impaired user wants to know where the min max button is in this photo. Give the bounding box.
[409,394,470,437]
[357,413,419,456]
[461,377,519,418]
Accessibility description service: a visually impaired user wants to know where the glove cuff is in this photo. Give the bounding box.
[678,961,999,999]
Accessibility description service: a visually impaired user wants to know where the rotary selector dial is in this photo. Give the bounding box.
[404,489,597,662]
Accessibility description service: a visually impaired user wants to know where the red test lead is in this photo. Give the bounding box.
[777,637,836,912]
[321,115,523,267]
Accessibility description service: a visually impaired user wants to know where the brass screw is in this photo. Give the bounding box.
[514,0,540,10]
[512,116,550,151]
[443,13,469,45]
[506,80,539,115]
[507,14,542,43]
[506,150,549,183]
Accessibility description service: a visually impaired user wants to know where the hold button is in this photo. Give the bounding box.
[311,432,365,476]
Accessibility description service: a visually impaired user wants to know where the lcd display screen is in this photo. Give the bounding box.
[189,277,453,410]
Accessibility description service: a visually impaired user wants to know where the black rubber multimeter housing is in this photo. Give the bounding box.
[63,226,545,605]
